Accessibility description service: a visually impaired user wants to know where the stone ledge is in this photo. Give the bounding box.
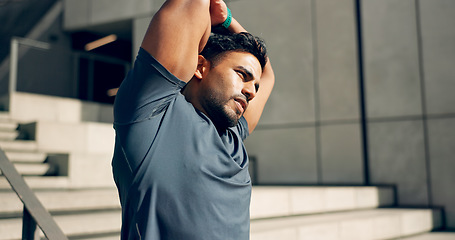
[4,92,113,124]
[250,186,395,219]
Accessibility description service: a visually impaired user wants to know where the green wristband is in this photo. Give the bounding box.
[222,7,232,29]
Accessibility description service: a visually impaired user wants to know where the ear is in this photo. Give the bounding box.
[194,55,209,80]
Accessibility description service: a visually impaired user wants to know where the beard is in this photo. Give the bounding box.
[202,92,240,130]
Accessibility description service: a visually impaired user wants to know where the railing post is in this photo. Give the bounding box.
[9,38,18,95]
[22,206,40,240]
[0,148,68,240]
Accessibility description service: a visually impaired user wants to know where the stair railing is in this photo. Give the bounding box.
[0,147,68,240]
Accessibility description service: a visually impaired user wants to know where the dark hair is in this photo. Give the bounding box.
[200,31,268,70]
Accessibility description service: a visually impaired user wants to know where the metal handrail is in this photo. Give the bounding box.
[0,147,68,240]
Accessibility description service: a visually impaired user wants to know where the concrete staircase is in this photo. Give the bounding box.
[0,93,452,239]
[0,110,121,239]
[0,118,50,177]
[249,187,444,240]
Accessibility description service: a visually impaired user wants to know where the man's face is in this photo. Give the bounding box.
[199,51,262,129]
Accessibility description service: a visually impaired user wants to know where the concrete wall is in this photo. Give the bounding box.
[362,0,455,228]
[363,0,455,227]
[362,0,428,206]
[5,92,113,123]
[421,0,455,229]
[229,0,363,185]
[230,0,455,228]
[63,0,158,31]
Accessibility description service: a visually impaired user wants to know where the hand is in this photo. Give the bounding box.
[209,0,228,26]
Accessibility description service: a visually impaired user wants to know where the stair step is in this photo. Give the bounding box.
[4,151,47,163]
[0,131,19,141]
[0,176,70,190]
[0,113,10,122]
[402,232,455,240]
[0,163,50,176]
[0,208,440,240]
[0,140,37,152]
[0,210,121,240]
[250,208,442,240]
[78,235,120,240]
[0,188,120,216]
[250,186,395,219]
[0,122,17,131]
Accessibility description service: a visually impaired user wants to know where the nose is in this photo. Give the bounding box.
[242,82,257,102]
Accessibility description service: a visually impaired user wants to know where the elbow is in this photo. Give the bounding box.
[248,121,258,135]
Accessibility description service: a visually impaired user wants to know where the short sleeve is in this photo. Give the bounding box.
[114,48,187,125]
[233,116,249,141]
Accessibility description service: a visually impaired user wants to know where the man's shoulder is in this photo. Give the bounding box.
[133,48,187,88]
[113,49,187,125]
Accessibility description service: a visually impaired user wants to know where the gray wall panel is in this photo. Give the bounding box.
[362,0,422,118]
[427,117,455,228]
[90,0,152,25]
[63,0,90,30]
[316,0,360,122]
[419,0,455,115]
[368,120,429,206]
[245,127,318,184]
[64,0,154,30]
[320,123,364,184]
[230,0,316,125]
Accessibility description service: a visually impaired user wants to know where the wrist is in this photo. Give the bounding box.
[221,7,232,29]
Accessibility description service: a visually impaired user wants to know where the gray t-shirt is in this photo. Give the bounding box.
[112,48,252,240]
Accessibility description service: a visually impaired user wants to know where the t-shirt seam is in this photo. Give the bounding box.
[137,47,186,88]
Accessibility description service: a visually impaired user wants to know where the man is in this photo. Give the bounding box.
[112,0,274,239]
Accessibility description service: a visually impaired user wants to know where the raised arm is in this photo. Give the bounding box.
[141,0,212,82]
[240,23,275,133]
[211,2,275,133]
[244,55,274,133]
